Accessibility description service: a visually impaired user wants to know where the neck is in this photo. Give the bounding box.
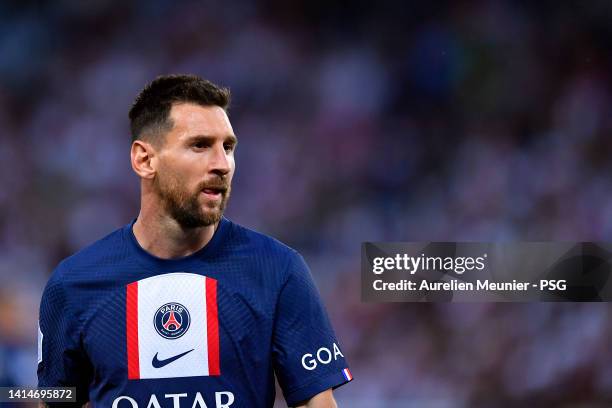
[132,209,218,259]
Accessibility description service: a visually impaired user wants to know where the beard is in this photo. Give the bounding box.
[154,171,230,229]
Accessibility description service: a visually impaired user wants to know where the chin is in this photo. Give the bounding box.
[200,209,223,224]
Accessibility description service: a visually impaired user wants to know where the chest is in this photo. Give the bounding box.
[82,272,276,381]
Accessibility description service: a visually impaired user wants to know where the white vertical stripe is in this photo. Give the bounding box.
[37,322,43,364]
[136,273,209,379]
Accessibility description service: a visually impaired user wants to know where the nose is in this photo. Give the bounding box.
[209,143,231,176]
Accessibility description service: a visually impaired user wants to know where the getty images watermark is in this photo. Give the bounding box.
[361,243,612,302]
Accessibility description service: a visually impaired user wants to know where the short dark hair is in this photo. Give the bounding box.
[129,74,231,143]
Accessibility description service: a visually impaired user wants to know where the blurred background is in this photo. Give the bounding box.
[1,0,612,406]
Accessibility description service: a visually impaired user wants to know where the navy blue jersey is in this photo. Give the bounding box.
[38,217,352,407]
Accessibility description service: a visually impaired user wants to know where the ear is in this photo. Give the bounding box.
[131,139,157,179]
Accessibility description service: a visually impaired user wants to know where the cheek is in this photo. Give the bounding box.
[162,154,199,179]
[157,159,194,191]
[228,157,236,178]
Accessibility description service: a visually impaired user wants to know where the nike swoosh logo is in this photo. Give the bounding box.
[152,349,194,368]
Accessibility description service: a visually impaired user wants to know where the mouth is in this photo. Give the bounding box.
[201,186,226,200]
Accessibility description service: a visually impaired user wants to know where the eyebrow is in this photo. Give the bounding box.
[186,134,238,145]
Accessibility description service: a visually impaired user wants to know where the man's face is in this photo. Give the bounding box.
[152,102,237,228]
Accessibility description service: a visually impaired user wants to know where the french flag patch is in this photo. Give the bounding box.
[342,368,353,381]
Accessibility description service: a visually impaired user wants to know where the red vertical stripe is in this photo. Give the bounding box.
[206,277,220,376]
[126,282,140,379]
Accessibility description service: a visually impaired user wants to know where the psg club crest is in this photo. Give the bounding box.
[154,302,191,339]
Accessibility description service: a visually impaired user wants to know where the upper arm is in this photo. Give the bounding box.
[272,251,353,406]
[37,266,92,405]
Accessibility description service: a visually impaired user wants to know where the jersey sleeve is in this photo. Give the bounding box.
[272,251,353,406]
[38,263,92,406]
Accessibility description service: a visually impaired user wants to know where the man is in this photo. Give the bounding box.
[38,75,352,407]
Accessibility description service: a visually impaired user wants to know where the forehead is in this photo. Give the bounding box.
[168,103,234,139]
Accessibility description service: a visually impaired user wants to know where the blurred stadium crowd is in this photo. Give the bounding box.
[1,0,611,406]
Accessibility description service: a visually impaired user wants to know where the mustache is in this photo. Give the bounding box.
[198,179,230,192]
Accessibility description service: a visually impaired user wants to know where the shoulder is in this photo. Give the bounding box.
[227,220,299,257]
[49,224,128,284]
[41,224,128,316]
[226,219,306,276]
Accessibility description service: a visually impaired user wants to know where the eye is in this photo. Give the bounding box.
[192,141,208,149]
[224,143,235,152]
